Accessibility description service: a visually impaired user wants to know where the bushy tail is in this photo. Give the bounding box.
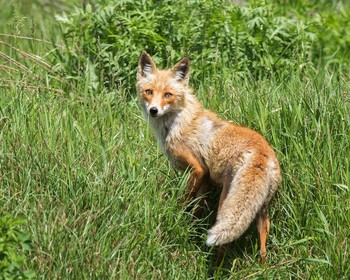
[206,169,271,246]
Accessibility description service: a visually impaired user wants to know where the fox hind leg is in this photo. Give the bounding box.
[257,203,270,262]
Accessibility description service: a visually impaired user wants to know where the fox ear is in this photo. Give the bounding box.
[172,57,190,84]
[138,51,156,79]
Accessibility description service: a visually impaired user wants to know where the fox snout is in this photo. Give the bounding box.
[145,103,168,118]
[149,107,158,117]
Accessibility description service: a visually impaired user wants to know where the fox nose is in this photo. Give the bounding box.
[149,107,158,117]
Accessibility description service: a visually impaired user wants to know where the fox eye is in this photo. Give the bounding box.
[145,89,153,95]
[164,92,173,98]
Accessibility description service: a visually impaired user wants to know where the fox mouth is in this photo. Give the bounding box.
[149,112,164,118]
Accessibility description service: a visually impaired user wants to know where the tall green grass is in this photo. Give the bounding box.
[1,0,350,279]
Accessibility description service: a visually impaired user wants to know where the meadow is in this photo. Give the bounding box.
[1,0,350,279]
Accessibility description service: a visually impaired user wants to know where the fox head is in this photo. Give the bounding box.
[136,51,190,118]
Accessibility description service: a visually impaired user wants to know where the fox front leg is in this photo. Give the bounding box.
[186,164,208,201]
[170,148,208,201]
[187,166,212,219]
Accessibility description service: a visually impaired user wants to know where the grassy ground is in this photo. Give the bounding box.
[1,1,350,279]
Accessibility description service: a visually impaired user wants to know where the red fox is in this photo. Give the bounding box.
[136,51,281,263]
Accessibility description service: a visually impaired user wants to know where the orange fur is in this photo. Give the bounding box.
[136,51,281,263]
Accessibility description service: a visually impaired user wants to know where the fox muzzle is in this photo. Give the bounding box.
[149,107,158,117]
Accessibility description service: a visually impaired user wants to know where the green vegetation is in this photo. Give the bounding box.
[0,214,35,279]
[1,0,349,279]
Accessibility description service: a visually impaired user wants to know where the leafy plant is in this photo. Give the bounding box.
[54,0,314,92]
[0,214,35,279]
[275,0,350,71]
